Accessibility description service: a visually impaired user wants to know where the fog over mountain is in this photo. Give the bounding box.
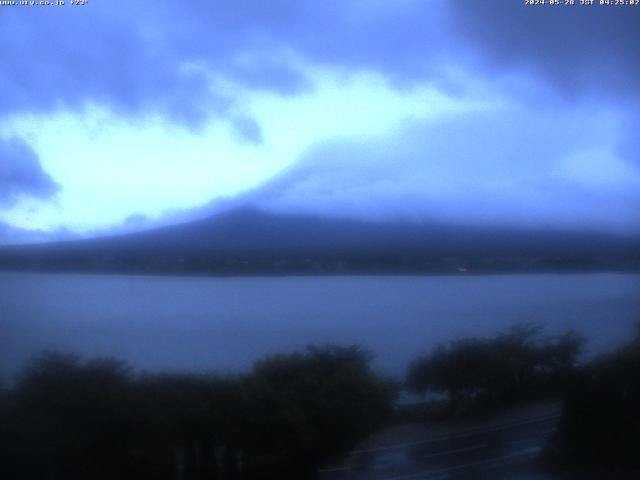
[1,206,638,276]
[1,1,639,239]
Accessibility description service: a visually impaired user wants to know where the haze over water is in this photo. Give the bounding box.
[2,271,638,381]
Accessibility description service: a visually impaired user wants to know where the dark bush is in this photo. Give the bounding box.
[556,330,640,468]
[407,324,583,416]
[0,346,394,480]
[238,345,395,478]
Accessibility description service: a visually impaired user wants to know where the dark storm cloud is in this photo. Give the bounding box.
[0,1,453,126]
[0,4,230,126]
[0,138,59,205]
[0,2,311,122]
[1,1,637,126]
[447,2,640,171]
[450,2,640,98]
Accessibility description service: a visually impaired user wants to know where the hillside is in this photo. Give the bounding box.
[0,208,638,275]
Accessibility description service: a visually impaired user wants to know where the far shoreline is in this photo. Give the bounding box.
[0,266,639,280]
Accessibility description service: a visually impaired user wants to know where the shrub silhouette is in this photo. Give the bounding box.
[0,346,394,480]
[407,324,583,415]
[129,372,241,479]
[238,345,394,478]
[8,353,134,480]
[556,327,640,468]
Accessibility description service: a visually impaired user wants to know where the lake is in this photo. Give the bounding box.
[1,272,639,380]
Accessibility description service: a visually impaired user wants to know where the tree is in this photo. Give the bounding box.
[556,326,640,468]
[1,346,394,480]
[407,324,583,415]
[239,345,395,478]
[11,352,134,480]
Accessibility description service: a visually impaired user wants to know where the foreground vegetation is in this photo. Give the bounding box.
[0,346,394,480]
[1,324,638,479]
[405,324,640,471]
[406,324,583,416]
[550,326,640,470]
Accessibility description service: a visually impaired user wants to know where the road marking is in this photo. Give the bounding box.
[422,443,488,459]
[509,428,556,446]
[318,465,350,473]
[352,413,560,455]
[383,447,540,480]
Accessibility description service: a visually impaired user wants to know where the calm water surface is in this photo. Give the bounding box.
[1,272,639,379]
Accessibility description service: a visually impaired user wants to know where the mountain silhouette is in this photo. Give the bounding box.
[0,207,638,275]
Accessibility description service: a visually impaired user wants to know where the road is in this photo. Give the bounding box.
[319,408,561,480]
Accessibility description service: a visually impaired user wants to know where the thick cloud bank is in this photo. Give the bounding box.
[0,138,59,206]
[1,1,639,235]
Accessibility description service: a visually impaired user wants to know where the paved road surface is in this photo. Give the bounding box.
[319,409,561,480]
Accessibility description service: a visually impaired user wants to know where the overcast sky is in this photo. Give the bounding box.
[1,0,639,242]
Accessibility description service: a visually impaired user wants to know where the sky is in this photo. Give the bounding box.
[1,0,639,243]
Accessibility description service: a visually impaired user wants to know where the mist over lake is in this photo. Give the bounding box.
[2,271,638,381]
